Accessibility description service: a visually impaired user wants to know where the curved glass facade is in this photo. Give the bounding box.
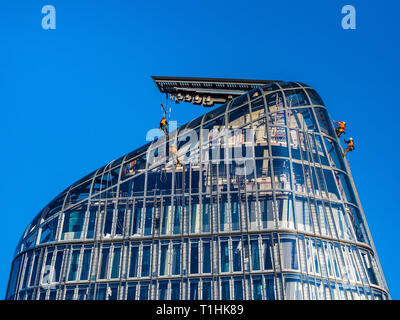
[6,82,390,300]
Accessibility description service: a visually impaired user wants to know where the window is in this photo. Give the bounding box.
[171,281,180,300]
[39,217,59,244]
[141,246,151,277]
[252,278,263,300]
[190,281,199,300]
[129,247,139,278]
[61,207,86,240]
[190,242,199,274]
[232,240,242,272]
[221,280,230,300]
[250,240,261,271]
[280,237,299,270]
[111,247,121,279]
[234,279,243,300]
[220,241,229,273]
[159,244,168,276]
[80,249,91,281]
[202,242,211,273]
[68,250,80,281]
[172,244,181,275]
[285,275,303,300]
[99,248,110,279]
[262,238,273,270]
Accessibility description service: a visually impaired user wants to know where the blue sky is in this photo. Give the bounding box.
[0,0,399,299]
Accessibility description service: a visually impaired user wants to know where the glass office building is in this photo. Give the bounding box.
[6,81,390,300]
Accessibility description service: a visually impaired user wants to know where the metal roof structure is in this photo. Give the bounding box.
[152,76,282,107]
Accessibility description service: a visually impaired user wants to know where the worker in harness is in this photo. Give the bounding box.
[159,103,169,135]
[334,121,346,137]
[343,138,355,157]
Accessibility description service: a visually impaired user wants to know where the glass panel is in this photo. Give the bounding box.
[287,108,317,131]
[158,282,168,300]
[190,242,199,274]
[294,196,313,233]
[232,240,242,272]
[251,97,265,120]
[250,240,261,271]
[252,278,263,300]
[39,217,59,244]
[284,89,309,107]
[306,88,324,105]
[269,127,289,157]
[220,241,229,273]
[234,279,243,300]
[285,275,303,300]
[280,237,299,270]
[202,281,212,300]
[141,246,151,277]
[80,249,91,281]
[127,284,137,300]
[221,280,230,300]
[68,250,80,281]
[111,247,121,279]
[172,244,181,275]
[265,276,276,300]
[132,201,143,236]
[99,248,110,279]
[262,238,273,270]
[202,242,211,273]
[276,192,295,230]
[265,91,284,113]
[129,247,139,278]
[159,244,168,276]
[190,281,199,300]
[171,282,180,300]
[61,206,86,240]
[323,137,345,171]
[314,107,334,136]
[86,208,97,239]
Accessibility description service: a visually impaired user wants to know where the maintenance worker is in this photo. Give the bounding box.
[343,138,355,157]
[334,121,346,137]
[159,104,169,135]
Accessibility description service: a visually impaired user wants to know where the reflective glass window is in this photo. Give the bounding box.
[61,206,86,240]
[252,278,263,300]
[172,244,181,275]
[287,108,317,131]
[111,247,121,279]
[284,89,310,107]
[280,237,299,270]
[190,242,199,274]
[80,249,91,281]
[68,249,80,281]
[220,241,229,273]
[234,279,243,300]
[221,280,230,300]
[129,247,139,278]
[39,217,59,244]
[314,107,334,136]
[306,88,324,105]
[141,246,151,277]
[250,240,261,271]
[190,281,199,300]
[265,91,284,113]
[232,240,242,272]
[273,159,291,190]
[99,248,110,279]
[171,281,180,300]
[202,241,211,274]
